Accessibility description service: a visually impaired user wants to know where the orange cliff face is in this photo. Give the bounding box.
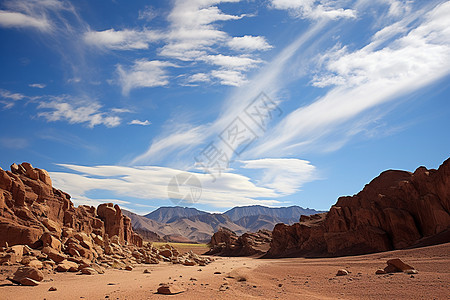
[266,158,450,258]
[0,162,142,249]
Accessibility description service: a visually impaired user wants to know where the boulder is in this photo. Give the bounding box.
[56,260,79,272]
[207,228,272,257]
[80,267,97,275]
[336,269,348,276]
[183,259,196,266]
[5,245,25,263]
[27,259,43,269]
[41,232,62,252]
[42,218,61,234]
[386,258,415,272]
[18,277,40,286]
[159,249,172,258]
[157,283,185,295]
[42,246,66,263]
[12,266,44,283]
[90,263,105,274]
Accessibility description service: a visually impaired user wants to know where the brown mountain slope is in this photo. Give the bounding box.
[123,209,247,243]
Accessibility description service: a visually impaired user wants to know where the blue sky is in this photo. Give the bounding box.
[0,0,449,214]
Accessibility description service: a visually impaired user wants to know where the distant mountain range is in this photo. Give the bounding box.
[123,205,325,243]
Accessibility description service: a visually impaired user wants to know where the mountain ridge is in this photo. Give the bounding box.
[124,205,324,243]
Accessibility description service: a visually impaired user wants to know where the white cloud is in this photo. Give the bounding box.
[211,69,248,86]
[130,1,450,167]
[83,29,161,50]
[129,19,328,163]
[228,35,273,51]
[117,60,176,95]
[132,125,207,165]
[111,108,132,113]
[84,0,268,89]
[0,89,28,109]
[200,54,262,70]
[250,1,450,157]
[187,73,211,83]
[129,119,151,126]
[0,0,75,33]
[29,83,46,88]
[159,1,244,61]
[49,162,297,208]
[385,0,412,17]
[0,89,26,101]
[270,0,356,20]
[138,5,157,21]
[38,98,122,128]
[240,158,316,194]
[0,10,50,30]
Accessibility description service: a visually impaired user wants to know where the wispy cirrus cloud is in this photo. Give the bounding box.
[132,125,208,165]
[131,1,450,168]
[131,18,328,164]
[250,1,450,157]
[0,10,50,30]
[0,0,78,33]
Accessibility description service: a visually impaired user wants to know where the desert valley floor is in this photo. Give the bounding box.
[1,242,449,300]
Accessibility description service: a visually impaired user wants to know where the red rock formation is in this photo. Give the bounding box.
[0,162,142,248]
[207,228,272,256]
[267,158,450,257]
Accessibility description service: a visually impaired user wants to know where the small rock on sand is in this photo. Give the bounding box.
[81,267,97,275]
[386,259,414,272]
[336,269,349,276]
[9,266,44,286]
[19,277,40,286]
[157,283,185,295]
[49,286,57,291]
[375,269,386,275]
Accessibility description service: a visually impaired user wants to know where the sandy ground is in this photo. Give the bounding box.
[1,243,449,300]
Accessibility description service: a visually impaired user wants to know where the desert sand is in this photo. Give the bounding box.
[1,242,448,300]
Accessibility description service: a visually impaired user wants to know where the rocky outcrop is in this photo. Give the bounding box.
[0,162,142,249]
[0,162,212,286]
[206,228,272,256]
[267,158,450,258]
